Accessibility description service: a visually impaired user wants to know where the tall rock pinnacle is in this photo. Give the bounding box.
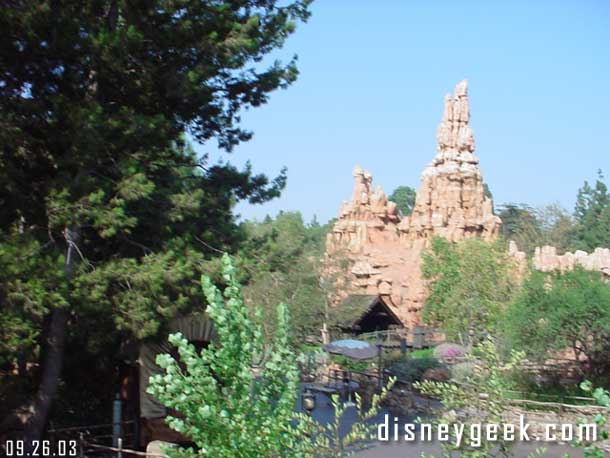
[436,79,475,155]
[324,81,502,326]
[399,80,501,245]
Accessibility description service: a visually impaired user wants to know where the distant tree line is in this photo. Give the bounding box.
[497,170,610,254]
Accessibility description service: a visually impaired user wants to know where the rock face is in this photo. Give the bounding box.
[507,242,610,278]
[330,166,400,253]
[398,80,501,247]
[326,81,610,327]
[325,80,501,326]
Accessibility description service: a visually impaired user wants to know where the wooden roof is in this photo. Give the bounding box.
[329,294,403,331]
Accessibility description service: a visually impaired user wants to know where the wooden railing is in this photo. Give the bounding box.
[357,327,443,349]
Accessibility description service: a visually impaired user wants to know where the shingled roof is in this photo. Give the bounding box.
[328,294,402,332]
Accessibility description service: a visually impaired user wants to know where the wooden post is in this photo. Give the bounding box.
[79,433,84,458]
[400,338,407,355]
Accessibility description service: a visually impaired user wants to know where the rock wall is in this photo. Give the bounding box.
[509,242,610,277]
[325,80,500,326]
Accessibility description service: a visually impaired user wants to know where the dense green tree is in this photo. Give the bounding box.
[388,185,416,216]
[0,0,310,444]
[497,203,542,255]
[234,212,331,344]
[505,267,610,382]
[421,237,517,345]
[497,202,575,254]
[572,171,610,251]
[536,203,575,252]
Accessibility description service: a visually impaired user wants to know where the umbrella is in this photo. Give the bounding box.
[324,339,378,360]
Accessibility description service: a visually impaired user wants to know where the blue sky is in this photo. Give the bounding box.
[194,0,610,224]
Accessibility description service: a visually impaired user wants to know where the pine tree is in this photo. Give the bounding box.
[388,185,416,216]
[572,171,610,251]
[0,0,311,445]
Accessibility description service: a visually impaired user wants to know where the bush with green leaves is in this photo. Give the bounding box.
[571,381,610,458]
[410,348,435,359]
[422,238,518,345]
[414,339,538,458]
[388,356,441,384]
[504,266,610,382]
[148,254,394,458]
[147,254,299,458]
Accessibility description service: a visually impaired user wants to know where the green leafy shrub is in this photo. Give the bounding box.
[571,381,610,458]
[148,254,395,458]
[147,254,299,458]
[388,356,441,384]
[409,348,434,359]
[422,238,518,344]
[505,266,610,382]
[329,354,370,373]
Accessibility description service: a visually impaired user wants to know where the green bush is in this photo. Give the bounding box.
[388,356,441,384]
[148,255,394,458]
[147,254,299,458]
[450,361,475,384]
[329,354,370,373]
[409,348,434,359]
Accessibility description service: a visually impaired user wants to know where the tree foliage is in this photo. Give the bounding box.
[575,381,610,458]
[496,202,575,255]
[497,203,543,255]
[572,170,610,252]
[232,211,331,345]
[149,254,395,458]
[388,186,416,216]
[504,267,610,382]
[0,0,311,439]
[535,203,575,253]
[421,238,517,345]
[148,254,299,458]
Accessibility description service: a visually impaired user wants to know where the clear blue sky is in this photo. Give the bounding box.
[195,0,610,224]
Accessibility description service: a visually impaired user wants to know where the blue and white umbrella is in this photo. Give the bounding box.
[323,339,377,360]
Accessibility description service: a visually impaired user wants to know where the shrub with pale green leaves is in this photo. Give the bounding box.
[147,254,299,458]
[572,381,610,458]
[147,254,393,458]
[415,339,538,458]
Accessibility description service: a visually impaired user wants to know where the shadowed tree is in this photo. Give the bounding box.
[572,170,610,251]
[0,0,311,445]
[388,185,416,216]
[505,267,610,382]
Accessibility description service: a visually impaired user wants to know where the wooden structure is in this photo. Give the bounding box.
[137,312,216,446]
[329,295,403,334]
[329,295,442,348]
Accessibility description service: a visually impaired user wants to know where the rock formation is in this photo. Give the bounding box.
[508,243,610,277]
[325,80,501,326]
[325,80,610,328]
[330,166,400,253]
[398,80,501,247]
